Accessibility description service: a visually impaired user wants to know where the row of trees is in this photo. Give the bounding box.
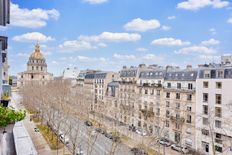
[20,80,121,155]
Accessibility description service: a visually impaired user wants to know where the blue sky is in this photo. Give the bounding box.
[1,0,232,76]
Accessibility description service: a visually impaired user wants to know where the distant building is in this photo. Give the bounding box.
[17,43,53,87]
[62,67,80,79]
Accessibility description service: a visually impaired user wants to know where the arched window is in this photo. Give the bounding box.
[31,74,34,79]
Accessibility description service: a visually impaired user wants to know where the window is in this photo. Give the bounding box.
[151,89,154,95]
[32,66,34,70]
[177,83,181,89]
[165,120,169,127]
[203,81,208,88]
[202,129,209,136]
[41,67,43,71]
[21,75,23,78]
[215,145,222,153]
[176,113,180,119]
[176,103,180,109]
[166,101,170,107]
[203,117,209,125]
[187,94,192,101]
[216,82,222,89]
[139,104,142,110]
[156,108,160,116]
[215,120,221,128]
[203,105,208,115]
[176,93,180,99]
[202,141,209,153]
[187,115,192,124]
[203,93,208,102]
[217,70,224,78]
[166,92,170,98]
[166,110,170,118]
[187,106,192,112]
[216,94,221,104]
[188,83,193,90]
[215,107,222,118]
[145,89,148,95]
[31,75,34,79]
[167,83,171,88]
[157,90,160,96]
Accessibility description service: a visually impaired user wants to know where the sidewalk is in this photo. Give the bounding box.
[11,92,71,155]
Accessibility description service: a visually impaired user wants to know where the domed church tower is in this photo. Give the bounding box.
[27,43,47,72]
[17,43,53,87]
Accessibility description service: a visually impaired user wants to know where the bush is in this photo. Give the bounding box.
[0,105,26,127]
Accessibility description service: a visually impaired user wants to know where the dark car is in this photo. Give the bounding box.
[95,128,102,133]
[131,147,148,155]
[84,121,93,127]
[105,132,113,139]
[129,125,136,132]
[100,129,106,135]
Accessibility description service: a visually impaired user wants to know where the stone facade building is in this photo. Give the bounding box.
[17,43,53,87]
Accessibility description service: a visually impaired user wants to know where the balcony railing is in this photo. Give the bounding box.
[138,83,162,88]
[164,86,196,92]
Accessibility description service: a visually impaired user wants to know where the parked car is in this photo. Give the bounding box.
[58,130,64,136]
[136,128,147,136]
[95,128,102,133]
[158,138,171,146]
[100,129,106,135]
[59,134,69,144]
[84,121,93,127]
[130,147,148,155]
[76,146,84,155]
[129,125,136,132]
[171,144,189,154]
[105,132,113,139]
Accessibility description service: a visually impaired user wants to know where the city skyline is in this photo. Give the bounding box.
[1,0,232,76]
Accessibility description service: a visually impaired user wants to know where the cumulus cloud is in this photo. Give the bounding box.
[151,37,191,46]
[124,18,160,32]
[209,28,217,35]
[142,54,164,61]
[113,53,136,60]
[227,17,232,24]
[13,32,55,42]
[136,48,148,52]
[161,25,171,31]
[83,0,108,4]
[167,16,176,20]
[59,40,94,51]
[201,38,220,46]
[79,32,141,42]
[11,3,60,28]
[177,0,229,11]
[175,45,216,54]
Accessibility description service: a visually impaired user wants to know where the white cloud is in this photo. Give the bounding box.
[161,25,171,31]
[227,17,232,24]
[59,40,94,51]
[209,28,217,35]
[113,53,136,60]
[136,48,148,52]
[16,53,29,57]
[142,54,163,61]
[151,37,191,46]
[83,0,108,4]
[201,38,220,46]
[11,3,60,28]
[199,55,220,62]
[167,16,176,20]
[177,0,229,11]
[79,32,141,42]
[124,18,160,32]
[176,45,216,54]
[13,32,55,42]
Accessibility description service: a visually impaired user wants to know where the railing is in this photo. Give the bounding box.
[163,86,196,92]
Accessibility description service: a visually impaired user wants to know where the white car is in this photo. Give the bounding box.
[136,129,147,136]
[60,134,69,144]
[76,146,84,155]
[171,144,189,154]
[158,138,171,146]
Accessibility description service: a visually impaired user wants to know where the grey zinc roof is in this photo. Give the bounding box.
[198,67,232,79]
[120,69,138,77]
[139,70,165,79]
[94,72,107,79]
[164,70,198,81]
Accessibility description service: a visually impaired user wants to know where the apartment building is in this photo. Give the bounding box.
[163,67,197,149]
[196,58,232,154]
[136,66,164,135]
[0,0,10,26]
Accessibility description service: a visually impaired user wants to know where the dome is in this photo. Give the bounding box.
[30,43,45,60]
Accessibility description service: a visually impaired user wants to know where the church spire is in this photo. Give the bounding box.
[35,41,40,53]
